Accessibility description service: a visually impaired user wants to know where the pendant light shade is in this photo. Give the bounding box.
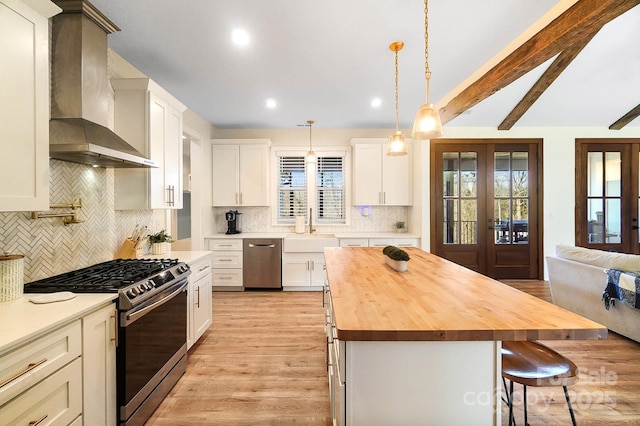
[412,103,443,139]
[386,41,408,156]
[412,0,442,140]
[305,120,316,164]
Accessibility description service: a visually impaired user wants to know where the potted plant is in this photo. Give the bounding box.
[148,229,172,255]
[382,245,410,272]
[394,221,406,233]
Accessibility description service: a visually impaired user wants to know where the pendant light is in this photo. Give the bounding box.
[411,0,443,139]
[305,120,316,164]
[386,41,408,156]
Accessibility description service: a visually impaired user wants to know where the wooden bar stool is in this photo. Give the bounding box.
[502,340,578,426]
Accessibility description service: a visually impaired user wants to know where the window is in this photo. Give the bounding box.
[317,156,345,223]
[278,156,307,220]
[276,151,346,224]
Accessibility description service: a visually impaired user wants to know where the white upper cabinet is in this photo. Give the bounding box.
[0,0,60,212]
[211,140,270,207]
[351,139,412,206]
[112,78,187,210]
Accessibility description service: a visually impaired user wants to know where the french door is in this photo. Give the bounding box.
[431,139,542,279]
[575,139,640,254]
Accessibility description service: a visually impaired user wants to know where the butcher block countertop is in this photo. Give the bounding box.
[324,247,607,342]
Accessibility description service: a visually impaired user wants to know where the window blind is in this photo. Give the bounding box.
[317,156,344,222]
[278,156,307,221]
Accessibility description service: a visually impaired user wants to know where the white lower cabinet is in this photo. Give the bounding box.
[339,237,419,248]
[282,252,326,290]
[0,357,83,425]
[207,239,243,290]
[0,302,116,425]
[82,303,117,426]
[188,255,213,349]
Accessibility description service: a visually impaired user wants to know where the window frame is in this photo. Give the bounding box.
[272,147,350,227]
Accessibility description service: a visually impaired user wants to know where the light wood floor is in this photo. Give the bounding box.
[147,282,640,425]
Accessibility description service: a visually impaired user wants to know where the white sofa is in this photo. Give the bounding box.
[547,245,640,343]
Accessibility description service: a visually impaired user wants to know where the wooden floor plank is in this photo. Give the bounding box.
[147,282,640,425]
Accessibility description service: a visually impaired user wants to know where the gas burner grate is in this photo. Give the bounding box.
[24,258,180,293]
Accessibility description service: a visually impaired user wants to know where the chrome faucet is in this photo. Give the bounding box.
[309,208,315,234]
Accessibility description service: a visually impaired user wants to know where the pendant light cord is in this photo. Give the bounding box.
[424,0,432,103]
[394,47,400,132]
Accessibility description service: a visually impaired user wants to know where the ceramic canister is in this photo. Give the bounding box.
[0,253,25,302]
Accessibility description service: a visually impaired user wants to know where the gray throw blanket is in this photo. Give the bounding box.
[603,269,640,310]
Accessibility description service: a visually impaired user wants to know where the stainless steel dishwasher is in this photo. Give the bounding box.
[243,238,282,289]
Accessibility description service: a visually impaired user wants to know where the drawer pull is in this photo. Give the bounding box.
[218,259,232,262]
[198,264,210,272]
[29,415,48,426]
[0,358,47,388]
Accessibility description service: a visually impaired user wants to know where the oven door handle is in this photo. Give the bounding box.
[124,280,188,325]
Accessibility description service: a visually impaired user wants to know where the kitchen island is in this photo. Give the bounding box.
[323,247,606,425]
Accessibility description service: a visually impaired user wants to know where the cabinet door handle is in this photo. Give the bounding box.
[196,286,200,308]
[0,358,47,388]
[111,312,118,348]
[311,260,315,270]
[28,415,48,426]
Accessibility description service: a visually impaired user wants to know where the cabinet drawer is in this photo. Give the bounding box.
[339,238,368,247]
[212,268,243,286]
[212,252,243,268]
[190,256,212,282]
[0,357,82,425]
[209,239,242,251]
[0,320,81,405]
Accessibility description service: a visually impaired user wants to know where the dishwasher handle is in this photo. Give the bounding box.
[248,243,276,248]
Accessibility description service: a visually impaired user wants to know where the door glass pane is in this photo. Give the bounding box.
[605,152,621,197]
[606,199,621,243]
[494,199,510,243]
[588,199,604,243]
[586,150,622,246]
[493,151,529,246]
[461,199,477,244]
[442,152,477,245]
[587,152,603,197]
[461,153,477,198]
[443,199,458,244]
[512,199,528,243]
[494,152,510,197]
[512,152,528,197]
[443,152,458,197]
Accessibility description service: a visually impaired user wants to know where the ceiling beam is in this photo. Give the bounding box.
[497,30,598,130]
[609,103,640,130]
[438,0,640,125]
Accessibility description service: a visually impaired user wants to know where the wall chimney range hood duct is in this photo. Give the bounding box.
[49,0,158,168]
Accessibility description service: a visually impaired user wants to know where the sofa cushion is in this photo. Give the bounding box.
[556,244,640,274]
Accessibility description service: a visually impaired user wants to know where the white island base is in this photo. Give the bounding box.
[333,340,501,425]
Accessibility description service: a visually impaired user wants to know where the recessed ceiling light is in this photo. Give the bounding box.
[231,29,250,46]
[265,98,277,109]
[371,98,382,108]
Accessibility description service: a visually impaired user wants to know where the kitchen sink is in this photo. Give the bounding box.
[283,233,338,252]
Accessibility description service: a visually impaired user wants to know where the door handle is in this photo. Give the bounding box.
[632,226,639,230]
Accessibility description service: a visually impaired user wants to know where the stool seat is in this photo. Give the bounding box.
[502,340,578,426]
[502,340,578,387]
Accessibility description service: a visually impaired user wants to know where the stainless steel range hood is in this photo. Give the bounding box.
[49,0,158,168]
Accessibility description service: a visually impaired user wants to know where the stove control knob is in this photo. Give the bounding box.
[147,280,156,289]
[127,288,137,298]
[137,284,146,294]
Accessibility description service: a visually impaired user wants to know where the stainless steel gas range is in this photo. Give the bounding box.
[24,258,191,426]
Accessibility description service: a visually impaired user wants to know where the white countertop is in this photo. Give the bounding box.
[0,293,117,354]
[204,232,420,239]
[143,250,212,264]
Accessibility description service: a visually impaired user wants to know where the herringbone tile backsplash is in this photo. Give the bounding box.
[0,160,153,282]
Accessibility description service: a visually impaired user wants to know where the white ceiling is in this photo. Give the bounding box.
[90,0,640,130]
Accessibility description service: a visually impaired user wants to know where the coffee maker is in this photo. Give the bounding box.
[225,210,241,234]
